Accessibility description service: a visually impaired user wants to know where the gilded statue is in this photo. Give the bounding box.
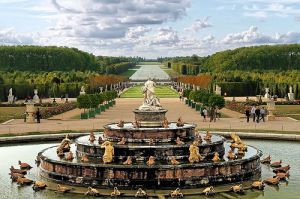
[89,132,95,143]
[101,141,114,164]
[117,137,126,145]
[56,134,71,155]
[147,156,155,166]
[176,136,184,145]
[117,120,124,128]
[123,156,132,165]
[204,131,212,142]
[212,152,220,162]
[176,117,184,127]
[162,117,169,128]
[230,132,242,144]
[188,141,202,163]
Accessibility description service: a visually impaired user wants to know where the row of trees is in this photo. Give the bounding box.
[204,44,300,72]
[77,91,117,110]
[188,89,225,108]
[177,74,212,89]
[0,46,97,71]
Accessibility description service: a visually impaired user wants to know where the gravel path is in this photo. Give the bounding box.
[1,98,299,135]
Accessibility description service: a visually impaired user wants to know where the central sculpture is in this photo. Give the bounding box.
[139,78,162,111]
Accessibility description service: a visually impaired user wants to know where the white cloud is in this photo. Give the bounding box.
[0,28,34,45]
[184,17,212,32]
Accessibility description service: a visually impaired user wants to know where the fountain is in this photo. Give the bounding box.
[37,80,262,190]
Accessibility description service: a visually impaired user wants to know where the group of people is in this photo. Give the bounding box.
[245,105,267,123]
[201,106,220,122]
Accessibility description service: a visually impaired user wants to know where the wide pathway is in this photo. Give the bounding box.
[129,64,170,80]
[1,98,299,135]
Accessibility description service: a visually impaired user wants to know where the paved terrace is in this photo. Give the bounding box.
[1,98,299,135]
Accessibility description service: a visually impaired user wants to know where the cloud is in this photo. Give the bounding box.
[150,27,179,46]
[184,17,212,32]
[47,0,191,39]
[0,28,34,45]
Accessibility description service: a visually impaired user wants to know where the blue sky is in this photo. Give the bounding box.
[1,0,300,58]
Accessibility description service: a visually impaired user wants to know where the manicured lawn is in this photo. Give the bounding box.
[274,105,300,115]
[120,69,137,78]
[121,85,180,98]
[0,107,25,123]
[138,61,161,65]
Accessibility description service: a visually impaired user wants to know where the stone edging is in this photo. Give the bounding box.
[211,131,300,141]
[1,131,300,145]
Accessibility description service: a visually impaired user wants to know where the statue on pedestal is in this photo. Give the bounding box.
[139,79,162,111]
[288,86,295,101]
[264,88,270,99]
[8,88,14,104]
[33,89,40,103]
[215,85,221,95]
[80,86,86,95]
[101,141,114,164]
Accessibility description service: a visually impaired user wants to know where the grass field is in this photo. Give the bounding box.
[121,85,180,98]
[138,61,161,65]
[274,105,300,120]
[0,107,25,123]
[119,66,141,77]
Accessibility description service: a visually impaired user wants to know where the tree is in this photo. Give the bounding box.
[208,94,225,108]
[77,94,91,112]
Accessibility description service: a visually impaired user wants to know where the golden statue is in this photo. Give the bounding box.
[170,156,180,165]
[89,132,95,143]
[65,151,74,161]
[176,117,184,127]
[117,120,124,127]
[101,141,114,164]
[176,136,184,145]
[117,137,126,145]
[162,117,169,128]
[212,152,220,162]
[227,149,236,160]
[56,134,71,155]
[230,132,242,144]
[147,156,155,166]
[204,131,212,142]
[123,156,132,165]
[132,119,140,128]
[189,141,202,163]
[81,155,89,163]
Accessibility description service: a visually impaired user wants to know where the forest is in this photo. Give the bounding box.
[163,44,300,99]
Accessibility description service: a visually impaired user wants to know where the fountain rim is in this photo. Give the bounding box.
[38,143,262,169]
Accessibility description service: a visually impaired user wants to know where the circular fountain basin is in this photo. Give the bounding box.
[104,122,196,141]
[38,141,261,189]
[76,134,225,160]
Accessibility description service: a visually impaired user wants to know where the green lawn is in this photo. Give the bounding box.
[121,85,180,98]
[119,66,141,77]
[0,107,25,123]
[274,105,300,120]
[138,61,162,65]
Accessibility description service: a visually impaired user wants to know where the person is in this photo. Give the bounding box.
[245,107,250,123]
[260,107,266,122]
[36,108,41,123]
[23,112,28,122]
[202,107,207,122]
[251,105,256,122]
[215,106,220,120]
[255,107,260,123]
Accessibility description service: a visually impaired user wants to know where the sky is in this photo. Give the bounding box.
[1,0,300,58]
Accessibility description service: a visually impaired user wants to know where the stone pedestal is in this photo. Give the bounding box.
[288,93,295,101]
[215,85,221,95]
[133,109,167,127]
[25,102,36,123]
[8,95,14,104]
[267,100,276,121]
[267,111,276,121]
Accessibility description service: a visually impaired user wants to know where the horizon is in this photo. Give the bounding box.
[1,0,300,58]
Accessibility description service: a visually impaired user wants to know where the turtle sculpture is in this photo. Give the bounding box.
[251,181,265,190]
[229,184,244,193]
[170,188,183,198]
[32,181,47,191]
[85,187,100,197]
[202,186,215,196]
